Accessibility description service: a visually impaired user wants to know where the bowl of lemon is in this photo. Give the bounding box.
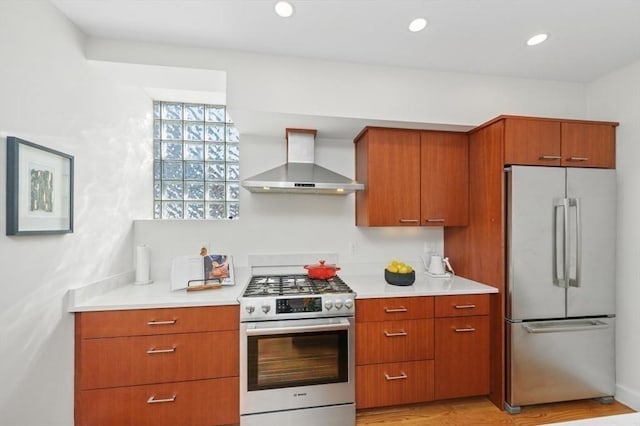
[385,260,416,286]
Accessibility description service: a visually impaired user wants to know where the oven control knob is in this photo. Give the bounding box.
[324,300,333,310]
[245,304,256,314]
[344,299,354,310]
[334,299,343,310]
[261,304,271,314]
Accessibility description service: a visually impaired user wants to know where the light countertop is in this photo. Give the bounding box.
[343,273,497,299]
[67,269,496,312]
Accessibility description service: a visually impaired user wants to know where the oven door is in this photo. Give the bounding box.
[240,316,355,415]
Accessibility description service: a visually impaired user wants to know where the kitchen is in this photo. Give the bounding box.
[2,1,640,425]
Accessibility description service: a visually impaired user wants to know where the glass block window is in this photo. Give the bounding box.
[153,101,240,219]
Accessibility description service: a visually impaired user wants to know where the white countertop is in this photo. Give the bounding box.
[343,272,498,299]
[67,269,496,312]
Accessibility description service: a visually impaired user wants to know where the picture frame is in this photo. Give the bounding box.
[6,136,74,235]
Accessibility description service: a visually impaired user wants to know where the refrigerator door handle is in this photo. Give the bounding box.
[553,200,568,288]
[568,198,581,288]
[522,320,609,334]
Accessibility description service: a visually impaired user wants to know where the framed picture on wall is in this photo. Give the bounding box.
[6,136,74,235]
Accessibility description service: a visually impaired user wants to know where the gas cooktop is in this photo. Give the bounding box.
[242,274,354,297]
[239,274,356,321]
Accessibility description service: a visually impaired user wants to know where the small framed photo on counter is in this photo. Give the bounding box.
[6,136,74,235]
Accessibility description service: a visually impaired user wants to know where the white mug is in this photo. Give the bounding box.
[428,255,446,275]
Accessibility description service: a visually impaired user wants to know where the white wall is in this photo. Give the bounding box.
[0,2,152,425]
[587,60,640,411]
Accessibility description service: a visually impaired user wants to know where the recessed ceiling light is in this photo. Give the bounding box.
[274,1,294,18]
[409,18,428,33]
[527,33,548,46]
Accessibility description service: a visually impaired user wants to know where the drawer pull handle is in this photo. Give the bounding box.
[398,219,419,223]
[454,304,476,309]
[539,155,561,160]
[384,307,407,313]
[426,218,445,222]
[384,330,407,337]
[147,346,177,354]
[568,156,589,162]
[384,372,408,381]
[454,327,476,332]
[147,394,177,404]
[147,319,177,326]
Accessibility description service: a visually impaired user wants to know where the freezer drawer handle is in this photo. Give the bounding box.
[522,320,609,334]
[147,394,177,404]
[454,304,476,309]
[539,155,561,160]
[454,327,476,332]
[146,345,177,354]
[384,307,408,313]
[147,319,177,326]
[384,372,408,381]
[384,330,408,337]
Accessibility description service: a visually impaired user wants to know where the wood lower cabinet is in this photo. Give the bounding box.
[75,305,239,426]
[355,296,434,409]
[434,294,490,400]
[355,294,491,410]
[354,127,469,227]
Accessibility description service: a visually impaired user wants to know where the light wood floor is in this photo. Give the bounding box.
[356,397,634,425]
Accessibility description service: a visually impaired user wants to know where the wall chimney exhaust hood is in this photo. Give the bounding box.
[242,128,364,195]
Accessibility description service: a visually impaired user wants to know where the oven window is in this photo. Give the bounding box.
[247,330,348,391]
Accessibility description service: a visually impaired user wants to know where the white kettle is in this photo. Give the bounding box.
[424,255,454,276]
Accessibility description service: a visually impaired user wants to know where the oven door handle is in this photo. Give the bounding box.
[245,319,351,336]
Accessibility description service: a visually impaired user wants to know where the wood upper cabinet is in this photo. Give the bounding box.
[355,127,421,226]
[503,116,616,168]
[355,127,469,227]
[562,122,616,168]
[421,131,469,226]
[504,118,561,166]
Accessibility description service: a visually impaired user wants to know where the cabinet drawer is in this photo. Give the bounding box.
[76,377,239,426]
[356,319,433,365]
[356,297,433,322]
[76,305,239,338]
[435,315,490,400]
[78,330,238,389]
[356,360,434,409]
[434,294,489,317]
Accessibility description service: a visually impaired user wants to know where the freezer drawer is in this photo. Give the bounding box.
[506,317,615,410]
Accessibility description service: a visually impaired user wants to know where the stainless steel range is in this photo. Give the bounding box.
[239,273,356,426]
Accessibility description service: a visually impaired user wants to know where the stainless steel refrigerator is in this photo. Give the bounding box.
[505,166,616,414]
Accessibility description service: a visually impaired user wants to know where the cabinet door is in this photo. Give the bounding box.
[561,122,615,168]
[421,131,469,226]
[356,319,434,365]
[356,360,434,409]
[356,128,421,226]
[76,377,239,426]
[435,316,490,400]
[78,330,238,389]
[504,118,561,166]
[356,297,433,322]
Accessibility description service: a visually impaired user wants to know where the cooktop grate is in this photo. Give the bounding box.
[243,274,353,297]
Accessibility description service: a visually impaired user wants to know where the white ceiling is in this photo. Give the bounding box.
[52,0,640,83]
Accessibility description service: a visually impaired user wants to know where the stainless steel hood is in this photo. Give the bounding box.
[242,128,364,195]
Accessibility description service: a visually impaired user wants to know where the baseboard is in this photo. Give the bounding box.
[615,383,640,411]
